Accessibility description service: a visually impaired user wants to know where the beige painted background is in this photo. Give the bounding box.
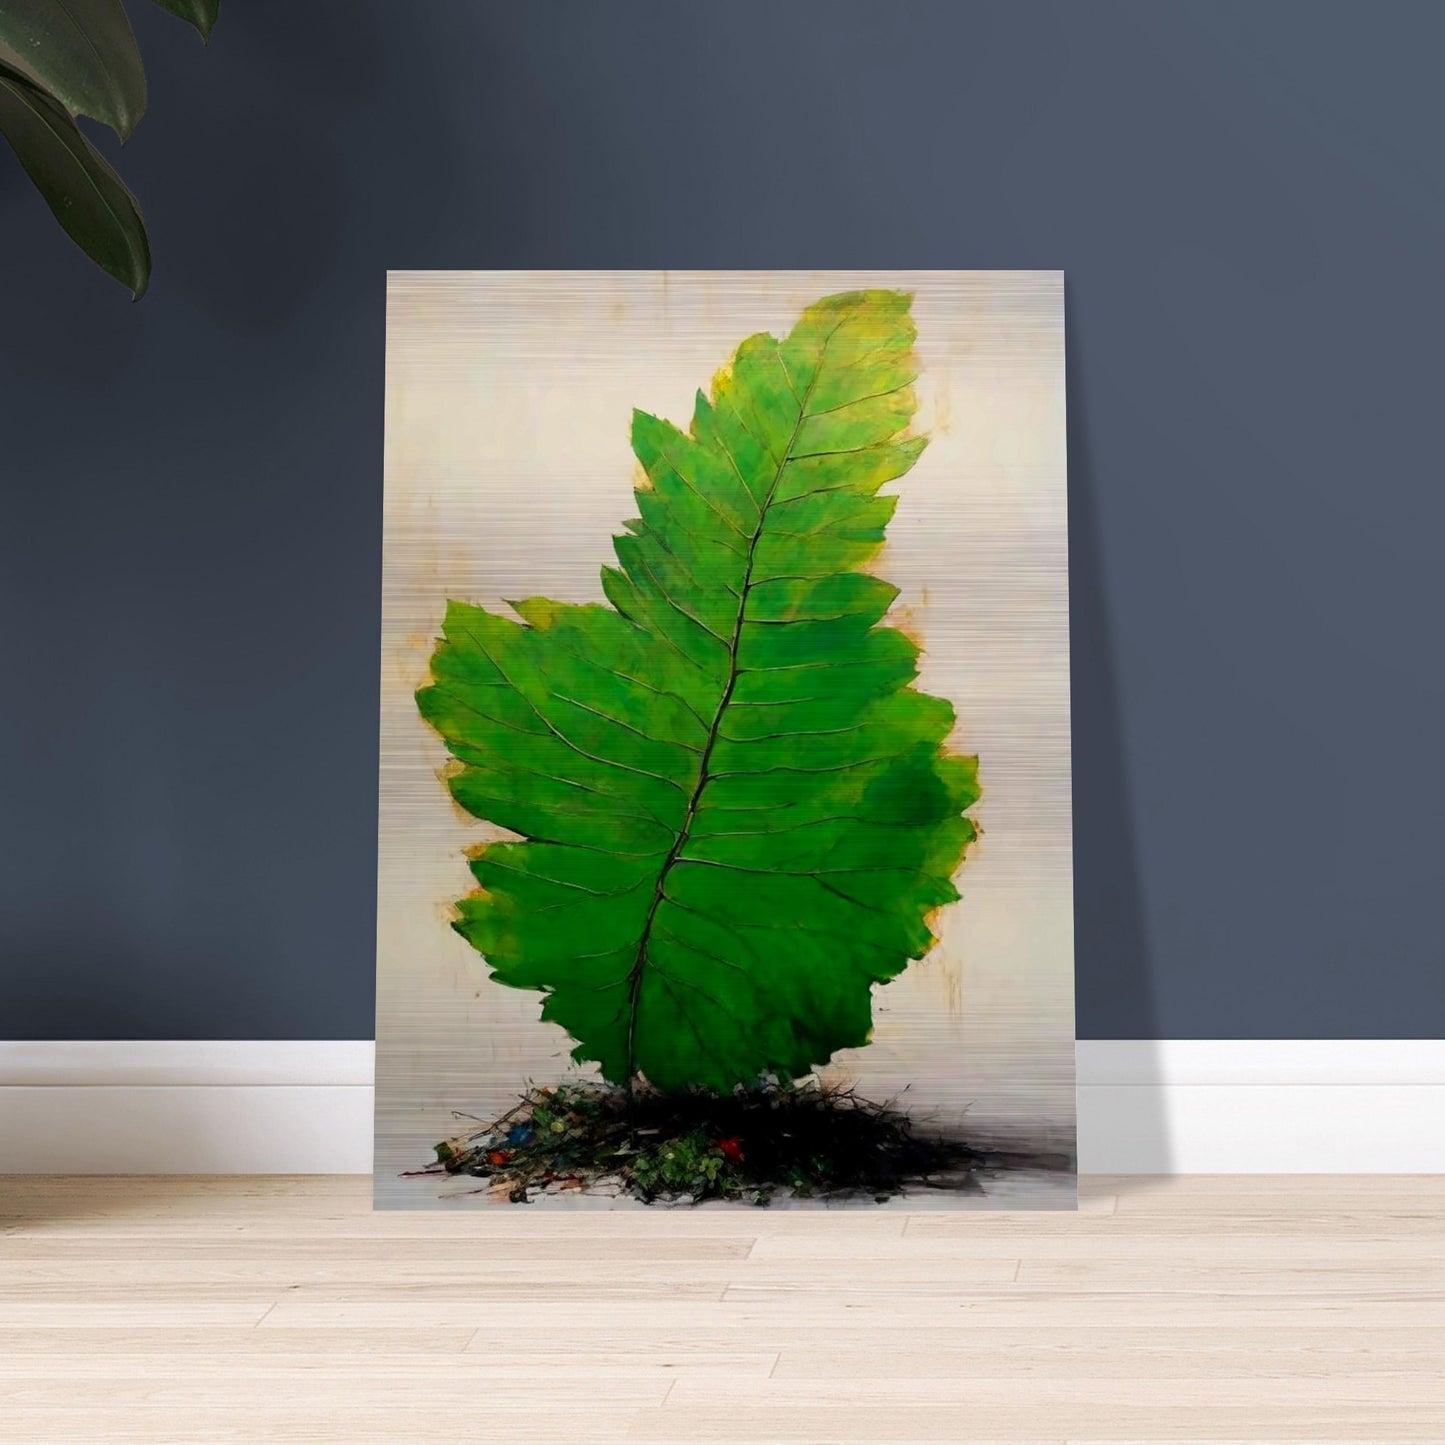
[375,271,1074,1208]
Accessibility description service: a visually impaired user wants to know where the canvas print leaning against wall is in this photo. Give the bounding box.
[375,270,1075,1210]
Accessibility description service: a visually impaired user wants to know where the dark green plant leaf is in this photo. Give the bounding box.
[150,0,218,42]
[0,0,145,139]
[0,58,149,297]
[417,290,979,1093]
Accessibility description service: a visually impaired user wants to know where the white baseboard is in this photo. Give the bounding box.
[0,1042,374,1175]
[2,1040,1442,1175]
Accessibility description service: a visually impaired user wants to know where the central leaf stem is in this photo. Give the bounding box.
[622,362,822,1091]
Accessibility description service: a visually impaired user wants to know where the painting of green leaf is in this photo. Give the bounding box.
[417,288,977,1104]
[376,271,1076,1210]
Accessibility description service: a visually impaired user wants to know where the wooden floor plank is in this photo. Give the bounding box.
[1,1174,1442,1443]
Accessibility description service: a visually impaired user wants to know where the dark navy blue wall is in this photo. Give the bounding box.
[3,2,1442,1039]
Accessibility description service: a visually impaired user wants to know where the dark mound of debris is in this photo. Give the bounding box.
[414,1077,982,1205]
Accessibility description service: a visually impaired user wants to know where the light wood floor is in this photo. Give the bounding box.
[2,1176,1443,1442]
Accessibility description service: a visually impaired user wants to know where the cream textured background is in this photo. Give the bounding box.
[375,271,1073,1207]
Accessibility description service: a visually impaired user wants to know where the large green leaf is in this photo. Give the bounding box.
[150,0,218,42]
[0,57,149,297]
[417,289,979,1093]
[0,0,145,139]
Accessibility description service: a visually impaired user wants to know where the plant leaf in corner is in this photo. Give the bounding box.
[0,58,149,297]
[150,0,219,43]
[0,0,146,139]
[416,289,980,1093]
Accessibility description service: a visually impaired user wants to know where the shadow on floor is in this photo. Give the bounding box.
[0,1174,367,1230]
